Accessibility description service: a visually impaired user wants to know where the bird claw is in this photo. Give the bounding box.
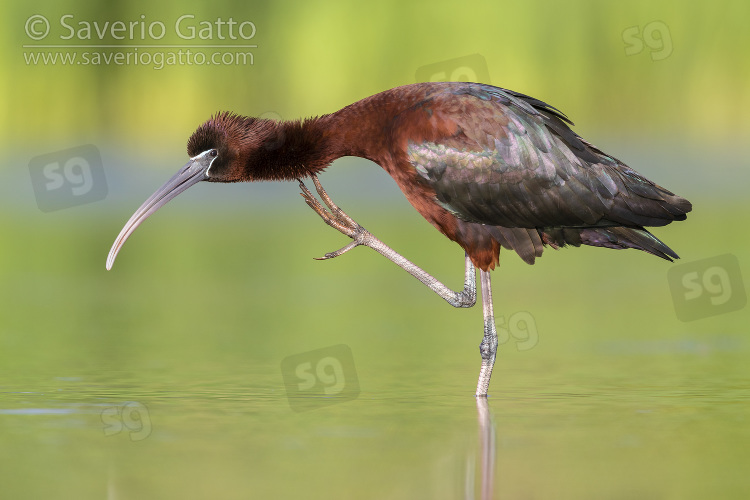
[314,240,360,260]
[298,175,371,260]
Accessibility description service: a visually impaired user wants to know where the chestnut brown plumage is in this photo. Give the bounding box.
[106,82,692,396]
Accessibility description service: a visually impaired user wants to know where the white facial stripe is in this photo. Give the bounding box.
[189,150,204,160]
[205,156,217,177]
[190,149,218,178]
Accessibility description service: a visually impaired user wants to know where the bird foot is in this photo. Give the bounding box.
[298,175,372,260]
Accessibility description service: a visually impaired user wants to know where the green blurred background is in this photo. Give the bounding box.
[2,1,749,499]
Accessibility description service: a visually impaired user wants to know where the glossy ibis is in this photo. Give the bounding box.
[106,82,691,396]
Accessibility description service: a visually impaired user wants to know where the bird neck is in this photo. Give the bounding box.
[246,95,393,182]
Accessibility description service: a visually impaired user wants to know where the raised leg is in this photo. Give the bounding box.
[299,175,476,308]
[475,270,498,397]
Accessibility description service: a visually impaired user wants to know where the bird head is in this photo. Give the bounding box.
[106,111,332,270]
[105,112,274,270]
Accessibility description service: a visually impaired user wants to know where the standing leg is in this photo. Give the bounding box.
[475,270,498,397]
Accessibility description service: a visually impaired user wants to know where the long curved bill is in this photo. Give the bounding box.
[106,151,215,270]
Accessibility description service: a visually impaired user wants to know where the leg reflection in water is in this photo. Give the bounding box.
[466,398,496,499]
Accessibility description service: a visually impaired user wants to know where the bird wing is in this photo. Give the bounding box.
[405,84,691,230]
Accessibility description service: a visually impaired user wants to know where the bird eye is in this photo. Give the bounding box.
[209,149,218,157]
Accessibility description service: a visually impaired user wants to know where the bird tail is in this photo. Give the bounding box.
[579,226,680,261]
[539,226,680,261]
